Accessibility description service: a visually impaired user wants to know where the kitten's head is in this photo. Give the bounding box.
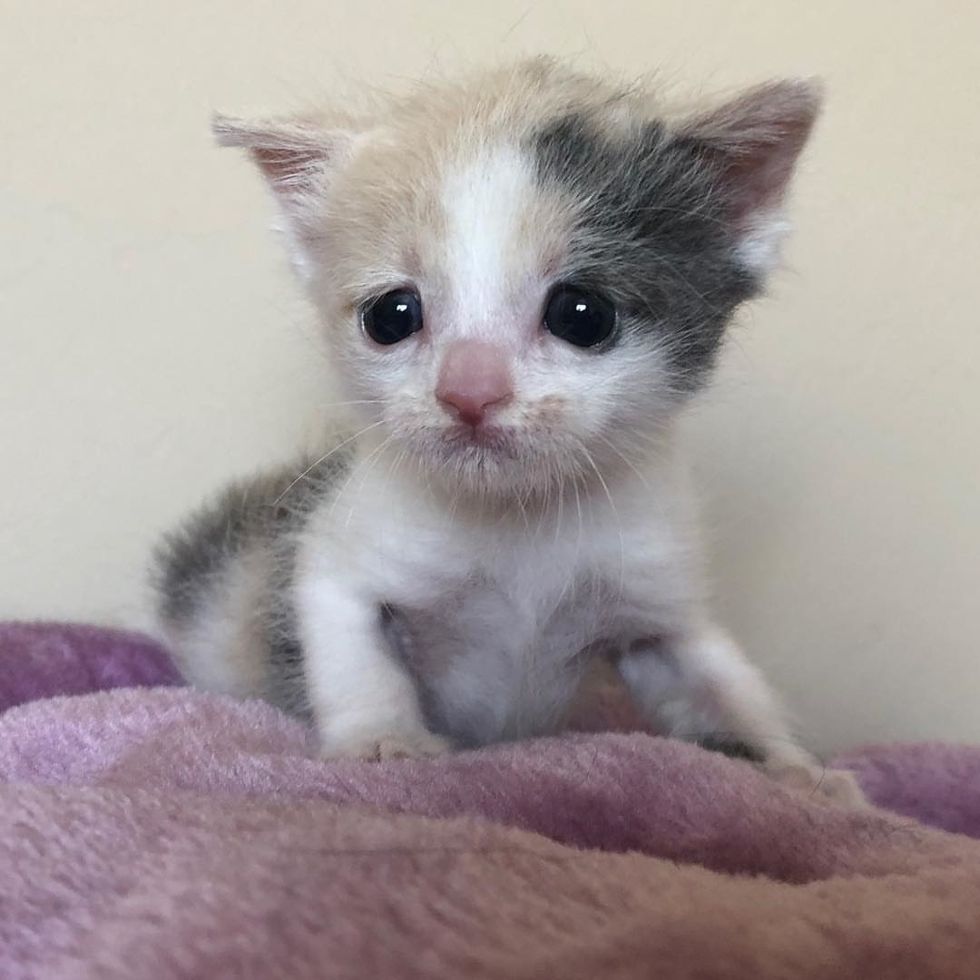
[216,59,820,499]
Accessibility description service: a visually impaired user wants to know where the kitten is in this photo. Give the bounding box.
[154,59,862,803]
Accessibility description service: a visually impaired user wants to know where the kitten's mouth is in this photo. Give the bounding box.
[439,423,520,460]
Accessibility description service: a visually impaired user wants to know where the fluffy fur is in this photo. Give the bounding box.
[155,59,859,800]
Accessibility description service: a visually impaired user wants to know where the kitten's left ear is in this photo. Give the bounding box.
[678,79,823,274]
[213,114,357,278]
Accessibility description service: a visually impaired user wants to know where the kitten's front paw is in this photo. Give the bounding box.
[320,729,452,762]
[764,762,867,807]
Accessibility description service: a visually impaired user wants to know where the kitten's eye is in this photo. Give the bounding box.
[543,285,616,348]
[362,289,423,345]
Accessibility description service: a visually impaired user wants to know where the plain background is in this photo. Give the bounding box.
[2,1,978,754]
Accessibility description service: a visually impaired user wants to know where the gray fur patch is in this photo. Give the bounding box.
[152,451,351,716]
[530,112,759,388]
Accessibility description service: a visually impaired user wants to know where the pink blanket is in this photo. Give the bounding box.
[2,624,980,978]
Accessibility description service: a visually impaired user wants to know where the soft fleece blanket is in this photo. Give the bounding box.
[2,623,980,978]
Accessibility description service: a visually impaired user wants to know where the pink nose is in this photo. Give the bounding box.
[436,340,513,427]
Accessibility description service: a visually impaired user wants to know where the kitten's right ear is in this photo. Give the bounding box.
[212,114,356,278]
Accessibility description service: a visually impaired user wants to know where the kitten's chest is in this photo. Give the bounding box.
[388,531,618,744]
[409,545,612,655]
[343,474,694,744]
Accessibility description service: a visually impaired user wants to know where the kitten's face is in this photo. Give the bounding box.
[217,61,819,498]
[319,137,711,499]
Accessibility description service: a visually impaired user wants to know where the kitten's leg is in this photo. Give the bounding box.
[296,579,450,761]
[618,625,865,805]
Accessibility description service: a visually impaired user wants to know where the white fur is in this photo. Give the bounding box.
[439,147,541,336]
[735,210,793,275]
[293,432,679,746]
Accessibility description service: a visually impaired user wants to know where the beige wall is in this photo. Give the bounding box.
[2,1,978,752]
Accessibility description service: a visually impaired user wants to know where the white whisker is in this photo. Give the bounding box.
[273,419,386,505]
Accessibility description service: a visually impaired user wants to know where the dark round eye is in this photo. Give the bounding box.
[543,285,616,348]
[362,289,423,345]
